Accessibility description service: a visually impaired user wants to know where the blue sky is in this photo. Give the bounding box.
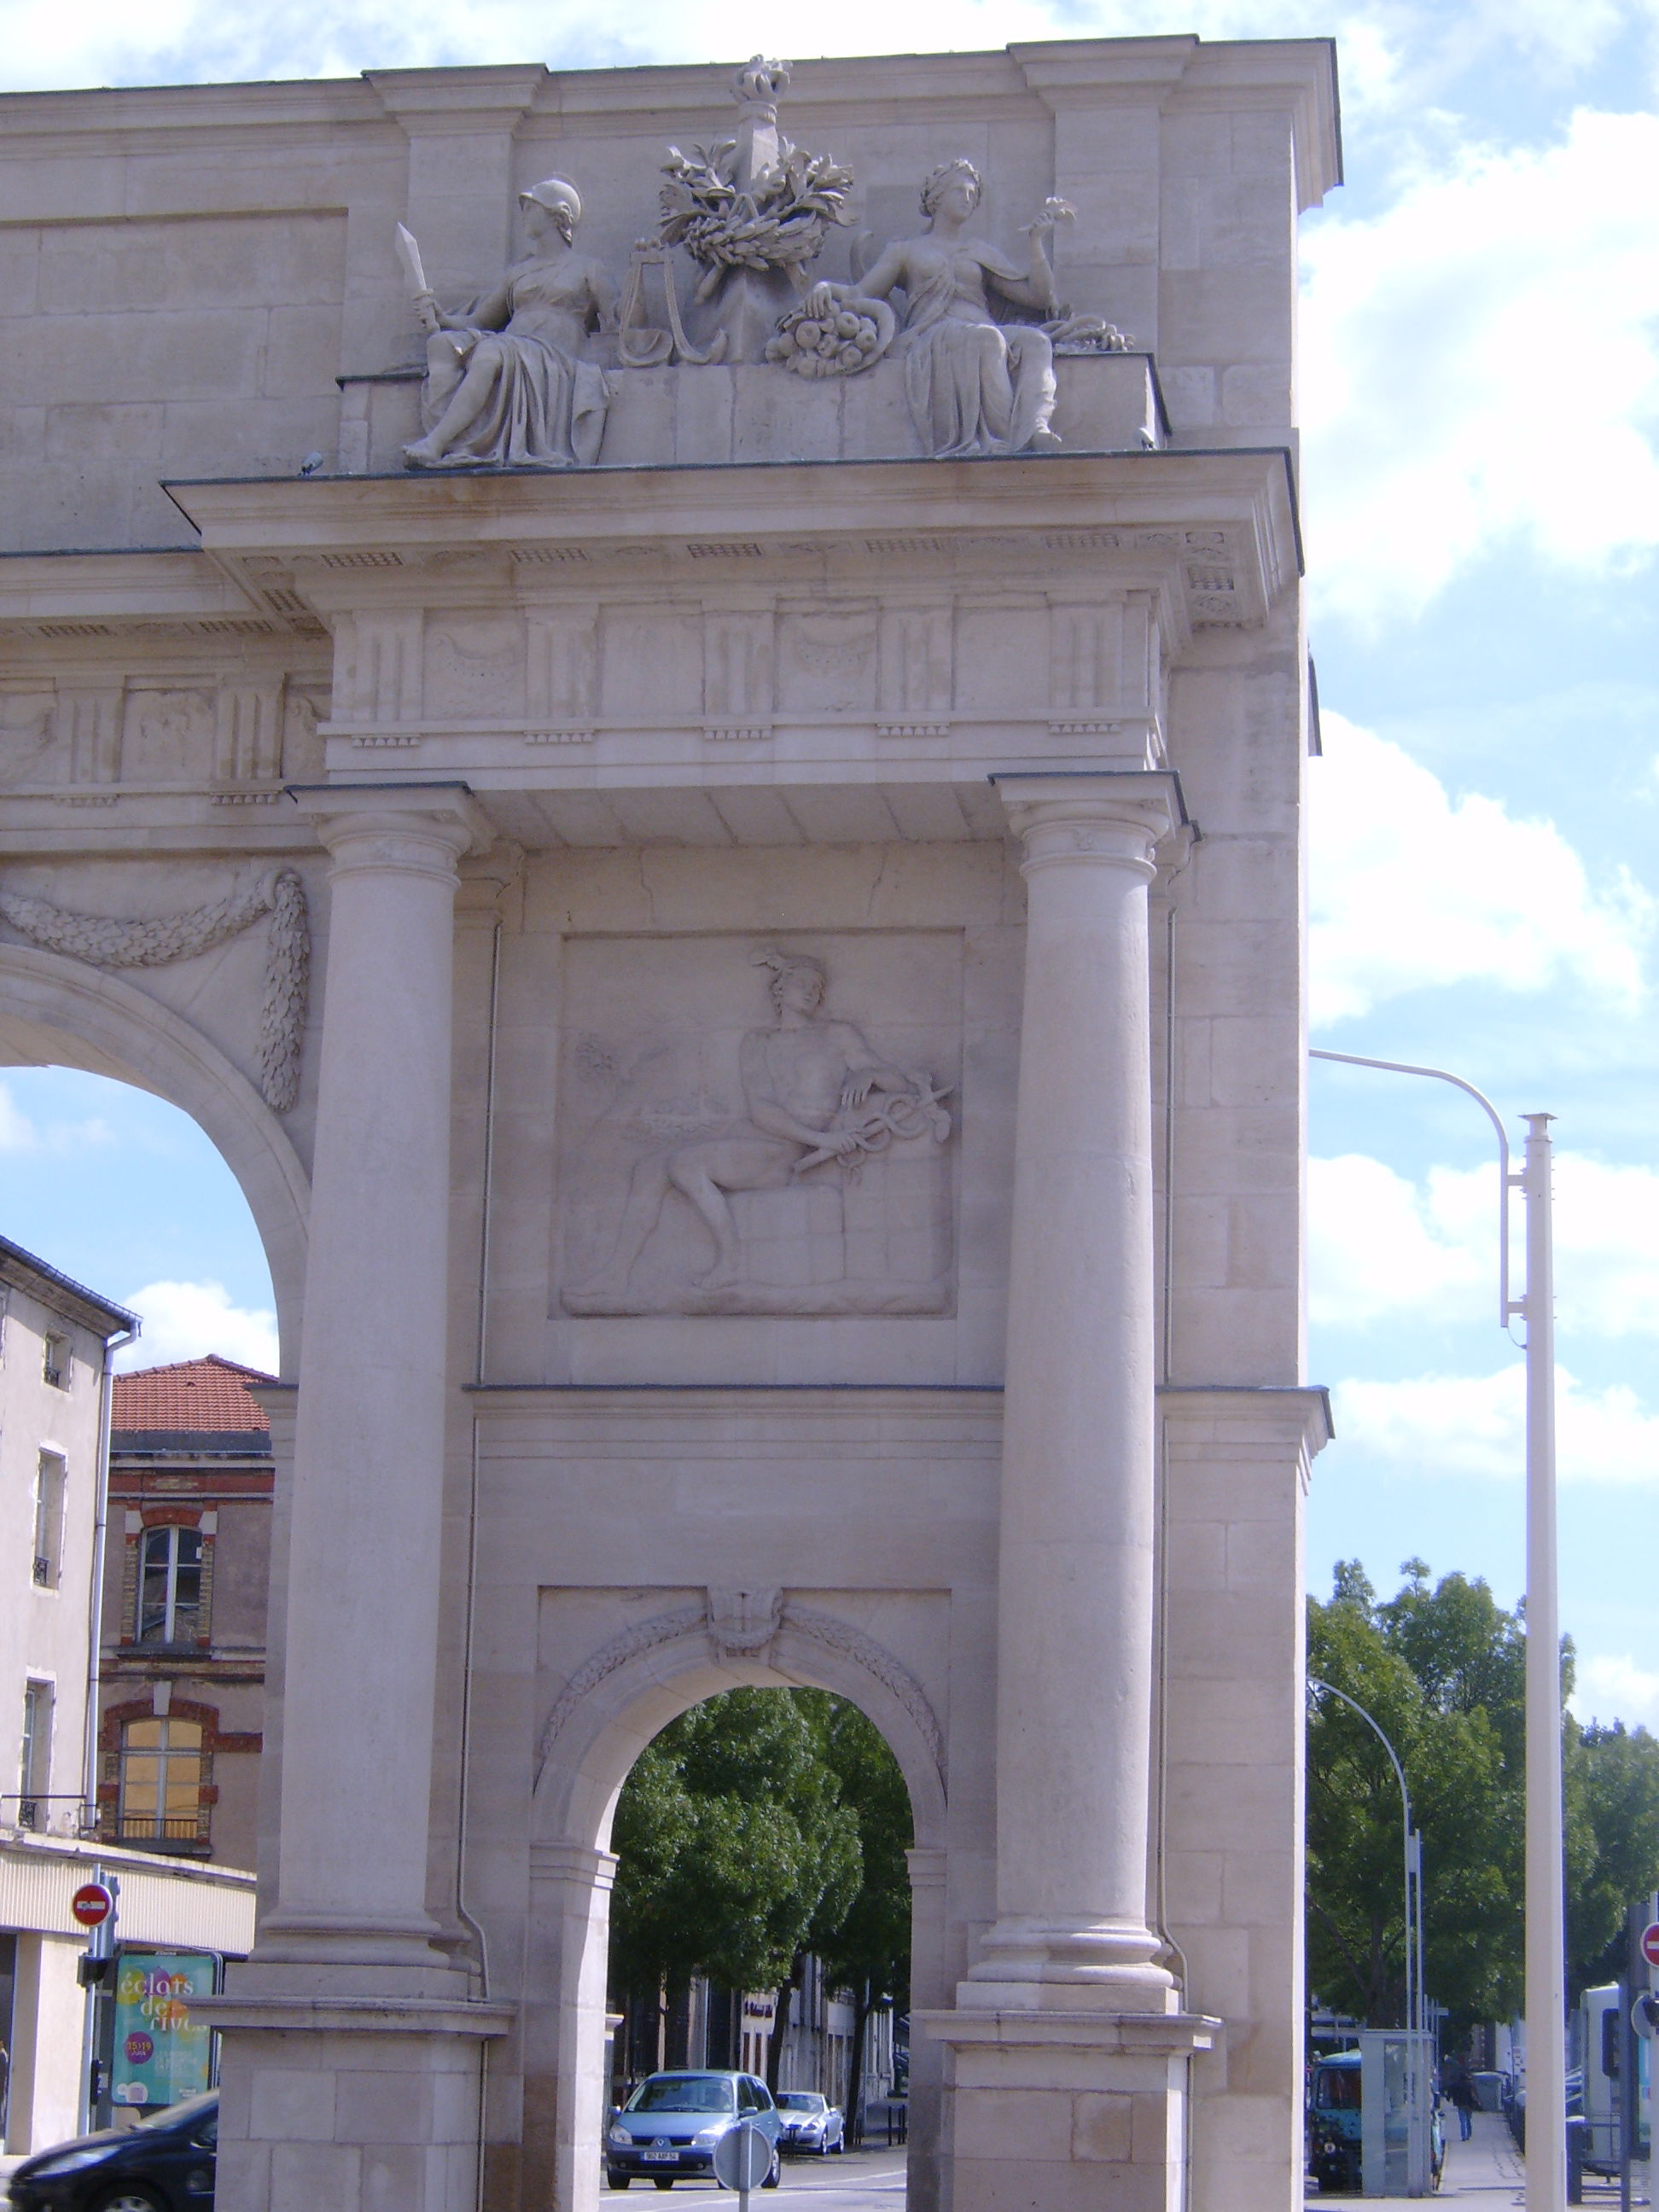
[2,0,1656,1731]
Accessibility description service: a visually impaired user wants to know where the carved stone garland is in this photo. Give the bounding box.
[0,870,311,1113]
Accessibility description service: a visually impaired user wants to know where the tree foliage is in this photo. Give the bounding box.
[608,1687,909,2019]
[1307,1559,1659,2036]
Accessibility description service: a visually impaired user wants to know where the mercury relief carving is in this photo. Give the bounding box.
[561,939,957,1317]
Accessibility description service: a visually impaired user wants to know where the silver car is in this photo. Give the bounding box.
[607,2070,783,2191]
[775,2091,846,2156]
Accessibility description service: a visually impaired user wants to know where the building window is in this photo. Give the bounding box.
[118,1716,204,1846]
[18,1679,53,1828]
[43,1332,70,1389]
[32,1452,66,1588]
[137,1526,204,1644]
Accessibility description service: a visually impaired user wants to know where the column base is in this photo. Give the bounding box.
[917,2005,1221,2212]
[203,1982,514,2212]
[961,1915,1175,2006]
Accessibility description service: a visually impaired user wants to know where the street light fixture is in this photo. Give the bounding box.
[1310,1049,1565,2212]
[1307,1674,1423,2040]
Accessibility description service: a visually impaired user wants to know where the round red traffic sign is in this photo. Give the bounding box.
[1641,1922,1659,1971]
[71,1881,113,1929]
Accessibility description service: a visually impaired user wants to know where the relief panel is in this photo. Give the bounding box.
[121,687,215,782]
[600,608,702,725]
[424,615,526,721]
[0,690,67,785]
[776,606,878,717]
[556,931,960,1317]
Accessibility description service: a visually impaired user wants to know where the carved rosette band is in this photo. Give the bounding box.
[0,870,310,1113]
[536,1591,945,1790]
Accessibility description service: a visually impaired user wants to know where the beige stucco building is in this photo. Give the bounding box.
[0,1242,259,2154]
[0,36,1337,2212]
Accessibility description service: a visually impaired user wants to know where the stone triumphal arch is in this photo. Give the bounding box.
[0,38,1337,2212]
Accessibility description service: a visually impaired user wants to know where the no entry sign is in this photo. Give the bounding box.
[1640,1922,1659,1972]
[71,1881,114,1930]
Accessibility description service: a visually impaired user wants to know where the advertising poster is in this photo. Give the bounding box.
[111,1950,218,2111]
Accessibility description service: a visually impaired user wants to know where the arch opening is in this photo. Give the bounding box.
[527,1642,950,2212]
[0,943,308,1372]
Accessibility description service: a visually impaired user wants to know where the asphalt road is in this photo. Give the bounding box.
[619,2150,908,2208]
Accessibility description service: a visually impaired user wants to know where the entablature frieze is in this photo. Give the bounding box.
[0,451,1295,843]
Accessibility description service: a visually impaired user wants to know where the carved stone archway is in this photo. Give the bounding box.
[526,1596,951,2212]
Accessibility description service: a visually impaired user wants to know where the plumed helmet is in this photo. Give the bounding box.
[519,175,583,233]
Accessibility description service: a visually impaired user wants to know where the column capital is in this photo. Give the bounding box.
[993,771,1185,879]
[288,781,493,879]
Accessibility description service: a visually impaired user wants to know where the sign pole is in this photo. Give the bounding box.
[76,1867,118,2133]
[1523,1115,1566,2212]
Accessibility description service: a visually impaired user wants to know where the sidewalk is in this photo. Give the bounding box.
[1309,2110,1524,2207]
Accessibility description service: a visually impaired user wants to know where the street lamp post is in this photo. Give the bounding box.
[1307,1675,1422,2040]
[1311,1050,1565,2212]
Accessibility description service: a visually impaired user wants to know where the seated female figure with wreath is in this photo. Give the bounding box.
[802,157,1068,458]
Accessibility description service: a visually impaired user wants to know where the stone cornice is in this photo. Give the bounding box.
[194,1995,515,2036]
[1159,1382,1334,1456]
[166,448,1298,578]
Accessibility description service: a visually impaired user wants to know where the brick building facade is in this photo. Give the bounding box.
[97,1357,273,1871]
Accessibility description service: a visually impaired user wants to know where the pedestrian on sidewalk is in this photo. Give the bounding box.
[1444,2066,1478,2142]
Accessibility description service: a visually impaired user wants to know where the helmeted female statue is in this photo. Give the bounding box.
[403,176,616,470]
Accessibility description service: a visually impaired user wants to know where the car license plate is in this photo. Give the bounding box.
[643,2151,678,2163]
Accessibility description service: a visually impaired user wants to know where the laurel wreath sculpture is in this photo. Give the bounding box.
[657,135,857,301]
[0,870,310,1113]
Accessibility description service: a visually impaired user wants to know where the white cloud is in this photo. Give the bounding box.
[1313,1150,1659,1337]
[0,1079,117,1155]
[1310,1155,1490,1328]
[1301,108,1659,625]
[1570,1652,1659,1732]
[0,1083,35,1151]
[1,0,1650,111]
[1331,1364,1659,1484]
[1310,714,1652,1023]
[117,1279,279,1373]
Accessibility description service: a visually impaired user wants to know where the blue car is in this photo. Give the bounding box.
[6,2092,217,2211]
[606,2070,783,2191]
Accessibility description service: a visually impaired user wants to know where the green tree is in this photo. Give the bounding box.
[610,1688,863,2007]
[1307,1559,1659,2038]
[1309,1561,1527,2032]
[812,1697,914,2122]
[1565,1717,1659,1992]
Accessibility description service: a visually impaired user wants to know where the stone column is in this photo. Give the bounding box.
[207,789,512,2212]
[257,787,487,1971]
[920,775,1214,2212]
[967,771,1179,2005]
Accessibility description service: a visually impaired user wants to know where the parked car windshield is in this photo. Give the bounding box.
[136,2093,218,2132]
[777,2094,825,2111]
[627,2076,736,2115]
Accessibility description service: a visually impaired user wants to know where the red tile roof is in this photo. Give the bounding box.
[112,1354,275,1434]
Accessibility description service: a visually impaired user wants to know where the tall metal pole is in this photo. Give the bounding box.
[1310,1053,1566,2212]
[1523,1114,1566,2212]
